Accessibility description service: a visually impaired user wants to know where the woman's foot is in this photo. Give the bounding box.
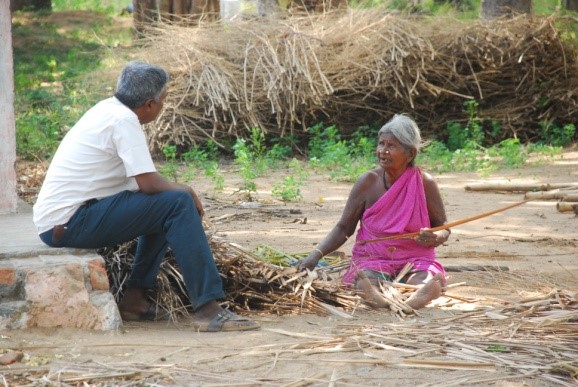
[354,271,391,309]
[405,273,444,310]
[191,300,260,332]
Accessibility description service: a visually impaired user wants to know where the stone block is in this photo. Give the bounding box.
[0,267,16,286]
[88,259,110,291]
[0,263,24,300]
[0,254,122,330]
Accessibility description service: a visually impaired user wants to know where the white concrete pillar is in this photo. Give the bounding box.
[0,1,17,214]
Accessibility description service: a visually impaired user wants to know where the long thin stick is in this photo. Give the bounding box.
[358,198,534,245]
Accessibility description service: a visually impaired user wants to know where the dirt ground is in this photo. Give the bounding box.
[3,150,577,386]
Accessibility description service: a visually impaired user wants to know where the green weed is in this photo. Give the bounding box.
[272,175,303,202]
[181,142,224,192]
[419,136,562,175]
[204,161,225,193]
[307,123,380,182]
[265,136,295,169]
[490,138,526,168]
[272,159,308,202]
[446,100,484,151]
[159,145,178,181]
[183,141,219,169]
[233,140,259,197]
[232,127,298,197]
[52,0,118,14]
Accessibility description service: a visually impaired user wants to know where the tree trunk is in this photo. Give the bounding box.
[190,0,219,22]
[480,0,531,19]
[10,0,51,11]
[0,1,18,214]
[564,0,578,11]
[133,0,220,29]
[132,0,161,33]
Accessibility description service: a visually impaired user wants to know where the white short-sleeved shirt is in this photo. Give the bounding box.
[33,97,156,234]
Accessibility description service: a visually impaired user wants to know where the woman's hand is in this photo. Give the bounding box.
[295,253,322,272]
[415,228,450,247]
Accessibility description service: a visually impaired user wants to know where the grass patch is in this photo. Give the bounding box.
[12,10,132,159]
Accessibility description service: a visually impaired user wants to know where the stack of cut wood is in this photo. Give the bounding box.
[135,10,577,153]
[465,181,578,215]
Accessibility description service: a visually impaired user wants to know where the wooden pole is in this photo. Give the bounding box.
[0,1,18,214]
[358,198,534,245]
[525,191,578,201]
[561,194,578,202]
[556,202,578,213]
[465,182,578,192]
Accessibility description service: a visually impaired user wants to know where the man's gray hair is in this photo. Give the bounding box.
[115,61,169,109]
[378,114,423,166]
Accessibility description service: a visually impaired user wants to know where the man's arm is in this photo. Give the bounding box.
[134,172,205,217]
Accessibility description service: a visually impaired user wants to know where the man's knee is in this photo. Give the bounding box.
[162,190,195,210]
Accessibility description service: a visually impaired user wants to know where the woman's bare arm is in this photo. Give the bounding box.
[417,172,450,247]
[296,171,378,271]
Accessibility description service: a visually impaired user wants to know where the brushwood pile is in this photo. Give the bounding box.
[137,9,578,152]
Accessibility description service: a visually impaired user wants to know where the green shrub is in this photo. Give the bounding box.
[183,141,219,169]
[272,159,308,202]
[540,121,576,147]
[491,138,526,168]
[307,123,378,182]
[159,145,178,181]
[446,100,484,151]
[272,175,303,201]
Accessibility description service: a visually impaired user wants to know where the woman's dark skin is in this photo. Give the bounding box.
[296,133,450,309]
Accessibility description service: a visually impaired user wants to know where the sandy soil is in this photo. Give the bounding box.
[3,150,577,386]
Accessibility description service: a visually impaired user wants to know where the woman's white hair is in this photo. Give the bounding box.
[378,114,423,166]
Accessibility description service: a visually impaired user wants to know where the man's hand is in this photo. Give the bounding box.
[189,188,204,217]
[135,172,204,217]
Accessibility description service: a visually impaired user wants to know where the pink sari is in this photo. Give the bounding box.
[342,167,445,284]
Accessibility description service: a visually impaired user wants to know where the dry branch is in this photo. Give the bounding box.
[466,182,578,192]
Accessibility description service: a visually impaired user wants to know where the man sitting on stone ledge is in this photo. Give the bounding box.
[32,60,260,332]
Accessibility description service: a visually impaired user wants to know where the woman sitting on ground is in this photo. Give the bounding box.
[296,114,450,310]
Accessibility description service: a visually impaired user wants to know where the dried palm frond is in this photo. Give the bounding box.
[97,231,368,319]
